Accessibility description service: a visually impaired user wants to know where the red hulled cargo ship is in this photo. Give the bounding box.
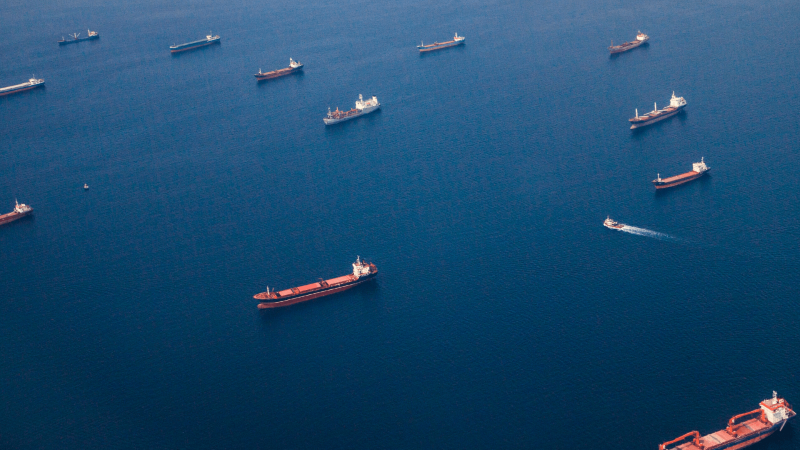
[254,256,377,309]
[609,31,649,54]
[254,58,303,80]
[653,158,709,189]
[658,391,795,450]
[0,200,33,226]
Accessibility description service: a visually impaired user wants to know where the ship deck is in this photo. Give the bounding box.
[632,106,679,122]
[657,171,698,183]
[672,418,771,450]
[271,274,357,299]
[0,82,34,92]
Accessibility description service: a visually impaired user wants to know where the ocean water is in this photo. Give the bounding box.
[2,0,800,448]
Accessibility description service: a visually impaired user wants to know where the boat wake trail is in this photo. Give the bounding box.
[619,225,681,242]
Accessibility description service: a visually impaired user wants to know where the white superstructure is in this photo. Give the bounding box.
[352,256,373,278]
[669,92,687,108]
[692,157,709,173]
[355,94,380,112]
[14,200,32,214]
[761,391,792,425]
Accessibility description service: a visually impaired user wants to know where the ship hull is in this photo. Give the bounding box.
[0,209,32,226]
[170,38,220,53]
[257,272,377,309]
[653,169,708,189]
[419,40,465,52]
[0,83,44,97]
[323,105,380,125]
[255,65,303,80]
[689,418,791,450]
[58,35,99,45]
[609,37,648,54]
[630,105,685,129]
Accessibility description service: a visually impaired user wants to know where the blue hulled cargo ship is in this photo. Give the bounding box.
[58,30,99,45]
[170,33,220,53]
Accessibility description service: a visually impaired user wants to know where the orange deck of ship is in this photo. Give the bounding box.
[273,275,355,298]
[658,171,699,184]
[673,418,771,450]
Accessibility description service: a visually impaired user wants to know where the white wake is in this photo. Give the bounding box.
[619,225,680,242]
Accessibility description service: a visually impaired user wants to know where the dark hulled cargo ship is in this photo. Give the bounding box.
[0,200,33,226]
[170,33,220,53]
[255,58,303,80]
[0,77,44,97]
[630,92,687,129]
[609,31,648,54]
[254,257,377,309]
[418,33,465,52]
[658,392,794,450]
[653,158,709,189]
[58,30,99,45]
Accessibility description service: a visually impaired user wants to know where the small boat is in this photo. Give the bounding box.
[84,184,89,190]
[604,216,624,230]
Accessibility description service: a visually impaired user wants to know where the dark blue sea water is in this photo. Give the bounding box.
[2,0,800,448]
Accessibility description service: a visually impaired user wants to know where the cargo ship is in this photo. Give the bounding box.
[0,77,45,97]
[630,92,687,129]
[254,257,378,309]
[418,33,465,52]
[653,158,709,189]
[0,200,33,226]
[658,391,794,450]
[58,30,99,45]
[170,33,220,53]
[609,31,649,54]
[323,94,380,125]
[254,58,303,80]
[603,217,624,230]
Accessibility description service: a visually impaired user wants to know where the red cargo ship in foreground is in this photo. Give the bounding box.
[254,257,377,309]
[0,200,33,226]
[254,58,303,80]
[653,158,709,189]
[659,391,794,450]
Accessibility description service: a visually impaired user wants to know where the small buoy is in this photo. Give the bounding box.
[84,184,89,190]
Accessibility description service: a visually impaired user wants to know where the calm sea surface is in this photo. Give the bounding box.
[2,0,800,448]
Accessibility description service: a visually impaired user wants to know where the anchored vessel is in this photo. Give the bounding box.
[170,33,220,53]
[609,31,649,54]
[658,391,794,450]
[255,58,303,80]
[630,92,687,129]
[254,257,378,309]
[0,200,33,226]
[323,94,380,125]
[0,77,45,97]
[58,30,99,45]
[653,158,709,189]
[603,217,624,230]
[418,33,465,52]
